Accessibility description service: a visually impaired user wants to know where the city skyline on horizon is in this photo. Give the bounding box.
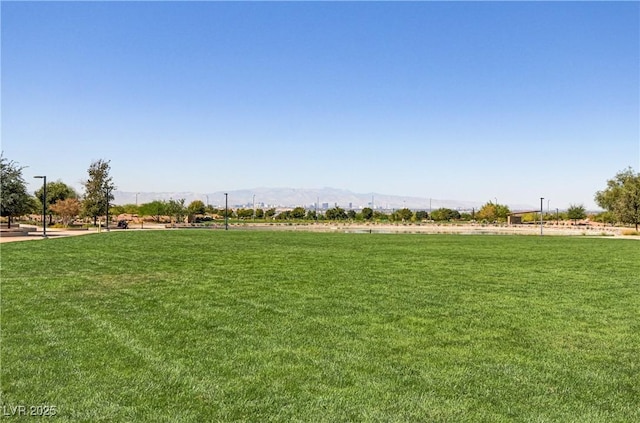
[110,186,588,213]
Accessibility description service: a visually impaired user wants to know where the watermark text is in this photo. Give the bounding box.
[2,405,57,417]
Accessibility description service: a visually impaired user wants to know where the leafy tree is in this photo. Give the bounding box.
[236,208,254,219]
[459,212,473,221]
[82,159,115,226]
[325,207,347,220]
[394,208,414,222]
[414,210,429,221]
[306,210,317,220]
[121,204,140,214]
[0,155,35,227]
[109,204,140,216]
[361,207,373,221]
[34,180,78,225]
[49,198,81,227]
[291,207,306,219]
[276,210,292,220]
[110,205,127,216]
[592,211,616,226]
[430,208,460,221]
[166,199,186,224]
[255,208,265,219]
[566,204,587,224]
[521,212,539,223]
[264,208,276,219]
[187,200,206,218]
[346,210,357,220]
[139,200,167,222]
[595,167,640,230]
[477,202,510,222]
[373,210,389,221]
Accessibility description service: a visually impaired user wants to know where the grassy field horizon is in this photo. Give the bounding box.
[1,231,638,421]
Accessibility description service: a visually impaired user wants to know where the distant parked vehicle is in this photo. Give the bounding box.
[117,220,129,229]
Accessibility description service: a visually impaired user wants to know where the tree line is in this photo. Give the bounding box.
[1,157,114,228]
[2,154,639,230]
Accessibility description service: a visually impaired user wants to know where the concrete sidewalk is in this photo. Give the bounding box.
[0,222,169,243]
[0,228,99,243]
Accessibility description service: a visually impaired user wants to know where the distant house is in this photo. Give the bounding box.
[507,210,539,225]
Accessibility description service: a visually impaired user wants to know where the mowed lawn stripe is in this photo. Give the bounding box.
[1,231,638,421]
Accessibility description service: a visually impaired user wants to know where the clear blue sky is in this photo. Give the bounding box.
[2,1,638,209]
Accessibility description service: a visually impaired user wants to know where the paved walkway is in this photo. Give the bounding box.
[2,223,638,244]
[1,228,98,243]
[0,223,172,244]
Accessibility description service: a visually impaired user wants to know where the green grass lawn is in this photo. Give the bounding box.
[1,231,638,422]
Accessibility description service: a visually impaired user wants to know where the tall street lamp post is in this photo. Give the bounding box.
[540,197,544,236]
[547,199,551,215]
[106,187,111,232]
[224,193,228,231]
[33,175,47,238]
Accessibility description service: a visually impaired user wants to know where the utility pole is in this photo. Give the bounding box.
[106,187,110,232]
[540,197,544,236]
[33,175,47,238]
[224,193,229,230]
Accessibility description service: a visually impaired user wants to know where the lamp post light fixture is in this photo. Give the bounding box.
[33,175,47,238]
[224,193,228,231]
[540,197,544,236]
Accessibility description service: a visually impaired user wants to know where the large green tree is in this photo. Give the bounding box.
[291,207,306,219]
[187,200,207,216]
[361,207,373,221]
[264,208,277,219]
[0,155,35,227]
[166,199,186,224]
[595,167,640,230]
[566,204,587,224]
[34,180,78,224]
[477,202,511,222]
[325,207,347,220]
[82,159,116,226]
[236,208,254,219]
[393,208,414,222]
[139,200,168,222]
[430,208,460,221]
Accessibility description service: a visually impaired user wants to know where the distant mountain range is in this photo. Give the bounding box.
[113,187,536,211]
